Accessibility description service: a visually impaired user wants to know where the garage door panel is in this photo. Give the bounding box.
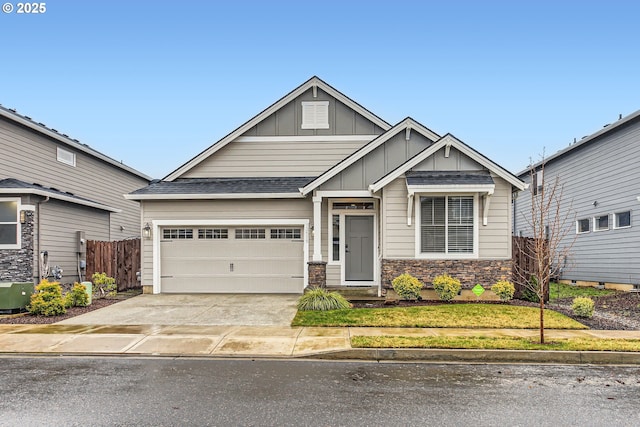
[160,225,304,293]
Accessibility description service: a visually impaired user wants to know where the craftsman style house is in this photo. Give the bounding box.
[128,77,525,295]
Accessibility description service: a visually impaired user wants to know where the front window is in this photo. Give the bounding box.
[0,199,20,248]
[420,196,473,254]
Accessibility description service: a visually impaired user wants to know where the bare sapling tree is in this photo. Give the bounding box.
[514,161,574,344]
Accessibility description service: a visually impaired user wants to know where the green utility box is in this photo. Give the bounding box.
[81,281,93,305]
[0,282,34,314]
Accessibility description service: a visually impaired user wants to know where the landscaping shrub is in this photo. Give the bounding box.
[520,276,540,303]
[64,283,89,308]
[432,274,461,302]
[92,272,117,298]
[28,279,66,316]
[572,297,595,318]
[491,280,515,302]
[297,287,351,311]
[392,273,424,300]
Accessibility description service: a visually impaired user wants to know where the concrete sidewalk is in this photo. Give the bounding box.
[1,324,639,364]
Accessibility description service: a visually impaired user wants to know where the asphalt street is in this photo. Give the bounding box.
[0,357,638,426]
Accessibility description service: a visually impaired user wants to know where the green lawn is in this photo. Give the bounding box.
[292,304,587,329]
[352,335,640,352]
[549,282,615,300]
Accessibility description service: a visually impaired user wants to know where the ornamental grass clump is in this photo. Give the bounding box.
[391,273,424,300]
[297,287,351,311]
[432,274,461,302]
[491,280,516,302]
[28,279,66,316]
[572,297,595,318]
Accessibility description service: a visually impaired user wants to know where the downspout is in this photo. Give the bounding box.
[36,196,50,282]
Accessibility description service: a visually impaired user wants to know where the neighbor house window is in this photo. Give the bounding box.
[163,228,193,239]
[56,147,76,167]
[420,196,473,254]
[594,215,609,231]
[271,228,301,239]
[0,198,20,248]
[198,228,228,239]
[532,169,543,195]
[576,218,590,234]
[235,228,265,239]
[614,211,631,229]
[301,101,329,129]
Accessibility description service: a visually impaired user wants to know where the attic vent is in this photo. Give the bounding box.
[301,101,329,129]
[56,147,76,167]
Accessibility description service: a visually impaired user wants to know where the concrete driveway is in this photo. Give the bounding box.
[57,294,300,326]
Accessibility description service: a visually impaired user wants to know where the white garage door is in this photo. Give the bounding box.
[160,226,304,293]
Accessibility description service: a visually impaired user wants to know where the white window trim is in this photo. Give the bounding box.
[613,211,631,230]
[0,197,21,250]
[576,218,591,234]
[414,193,479,259]
[56,146,76,167]
[301,101,330,129]
[593,214,610,232]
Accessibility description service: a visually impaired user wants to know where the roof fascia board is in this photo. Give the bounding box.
[0,188,121,212]
[164,77,392,181]
[370,134,525,192]
[0,108,151,181]
[516,109,640,177]
[301,118,440,195]
[125,192,305,201]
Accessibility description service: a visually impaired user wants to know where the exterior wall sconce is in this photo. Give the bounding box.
[142,223,151,239]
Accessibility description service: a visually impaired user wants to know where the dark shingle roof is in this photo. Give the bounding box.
[0,178,118,211]
[405,170,494,186]
[129,177,316,195]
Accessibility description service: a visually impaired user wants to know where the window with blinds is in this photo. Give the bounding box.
[420,196,473,254]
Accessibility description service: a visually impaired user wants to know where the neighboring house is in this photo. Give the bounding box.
[128,77,525,295]
[514,110,640,291]
[0,106,151,284]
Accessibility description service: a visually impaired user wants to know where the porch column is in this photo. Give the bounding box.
[312,195,322,261]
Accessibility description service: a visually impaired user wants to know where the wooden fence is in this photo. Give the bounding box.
[512,236,549,300]
[86,238,141,291]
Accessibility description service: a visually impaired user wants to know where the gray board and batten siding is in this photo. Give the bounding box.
[180,87,387,179]
[514,114,640,285]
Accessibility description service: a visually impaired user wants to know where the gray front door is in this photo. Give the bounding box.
[345,216,374,281]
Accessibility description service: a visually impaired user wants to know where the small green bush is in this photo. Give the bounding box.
[92,272,117,298]
[492,280,516,302]
[297,287,351,311]
[572,297,595,318]
[64,283,89,308]
[520,276,541,302]
[432,274,461,302]
[28,279,66,316]
[392,273,424,300]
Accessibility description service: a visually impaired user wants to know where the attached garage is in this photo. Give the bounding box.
[158,223,307,293]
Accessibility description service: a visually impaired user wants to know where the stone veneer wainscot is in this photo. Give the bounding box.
[0,210,34,282]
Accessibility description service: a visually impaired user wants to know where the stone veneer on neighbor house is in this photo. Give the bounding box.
[381,259,512,289]
[0,209,34,283]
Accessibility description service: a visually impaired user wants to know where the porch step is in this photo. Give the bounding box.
[329,286,384,302]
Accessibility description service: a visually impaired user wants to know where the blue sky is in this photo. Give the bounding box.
[2,0,639,179]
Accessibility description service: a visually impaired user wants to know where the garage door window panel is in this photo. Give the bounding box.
[198,228,228,239]
[271,228,301,239]
[235,228,266,239]
[163,228,193,239]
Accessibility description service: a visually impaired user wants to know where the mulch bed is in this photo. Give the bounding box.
[0,291,142,325]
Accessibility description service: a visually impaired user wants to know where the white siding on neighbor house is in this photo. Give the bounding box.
[514,120,640,284]
[0,118,149,241]
[179,86,386,179]
[38,200,110,283]
[140,199,313,285]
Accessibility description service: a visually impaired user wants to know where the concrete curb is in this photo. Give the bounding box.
[302,348,640,365]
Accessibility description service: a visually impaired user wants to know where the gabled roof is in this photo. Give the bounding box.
[369,133,526,193]
[0,178,121,212]
[126,177,314,200]
[300,117,440,195]
[517,108,640,177]
[164,76,392,181]
[0,105,151,181]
